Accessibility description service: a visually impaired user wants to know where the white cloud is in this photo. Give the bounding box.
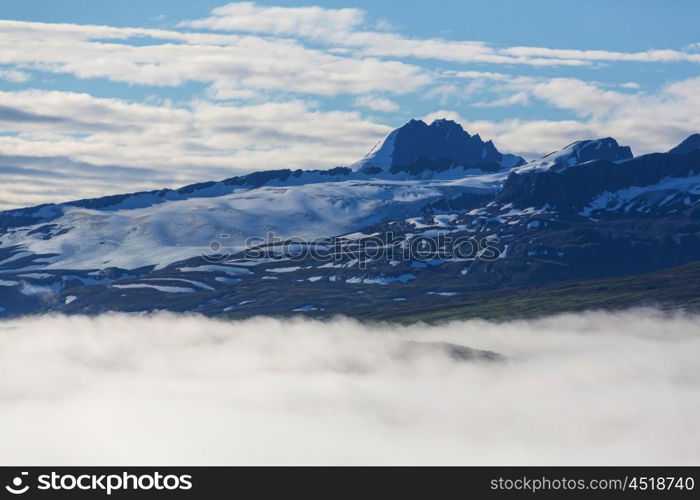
[0,2,693,105]
[528,78,633,117]
[179,2,365,38]
[0,68,30,83]
[422,84,464,105]
[501,45,700,64]
[473,91,531,108]
[353,95,399,112]
[447,70,512,81]
[423,111,597,158]
[181,2,700,67]
[425,75,700,158]
[0,20,430,96]
[0,90,391,208]
[0,310,699,465]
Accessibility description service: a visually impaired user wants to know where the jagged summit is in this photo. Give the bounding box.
[514,137,633,173]
[669,134,700,155]
[352,118,525,174]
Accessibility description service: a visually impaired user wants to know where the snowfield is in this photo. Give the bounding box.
[0,176,504,271]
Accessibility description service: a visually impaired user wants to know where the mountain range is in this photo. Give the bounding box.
[1,119,699,320]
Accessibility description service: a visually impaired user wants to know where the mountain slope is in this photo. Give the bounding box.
[1,121,700,320]
[669,133,700,155]
[0,175,506,272]
[513,137,633,174]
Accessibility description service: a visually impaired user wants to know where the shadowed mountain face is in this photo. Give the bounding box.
[669,134,700,155]
[512,138,633,174]
[352,119,525,173]
[0,122,699,320]
[500,148,700,211]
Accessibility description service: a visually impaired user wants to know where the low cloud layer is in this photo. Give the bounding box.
[0,310,699,465]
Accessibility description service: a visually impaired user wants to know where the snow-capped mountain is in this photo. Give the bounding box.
[1,122,700,319]
[352,119,525,174]
[501,136,700,213]
[513,138,633,174]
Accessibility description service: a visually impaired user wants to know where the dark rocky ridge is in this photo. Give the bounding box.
[669,134,700,155]
[499,148,700,211]
[391,119,509,167]
[355,119,525,172]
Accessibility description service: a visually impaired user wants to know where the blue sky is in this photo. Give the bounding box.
[0,0,699,207]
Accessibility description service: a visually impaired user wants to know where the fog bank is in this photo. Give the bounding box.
[0,309,699,465]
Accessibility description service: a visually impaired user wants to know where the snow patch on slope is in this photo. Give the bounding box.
[515,138,633,174]
[351,128,398,172]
